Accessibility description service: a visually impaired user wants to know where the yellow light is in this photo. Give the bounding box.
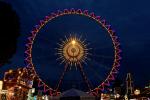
[0,80,3,90]
[134,89,140,95]
[9,69,13,73]
[19,71,21,74]
[19,86,21,89]
[71,40,76,45]
[56,35,90,67]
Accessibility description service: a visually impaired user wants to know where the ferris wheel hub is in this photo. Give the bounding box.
[56,35,89,66]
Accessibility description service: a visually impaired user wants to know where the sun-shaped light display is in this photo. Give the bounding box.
[56,35,90,67]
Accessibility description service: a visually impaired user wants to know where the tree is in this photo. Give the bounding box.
[0,1,20,66]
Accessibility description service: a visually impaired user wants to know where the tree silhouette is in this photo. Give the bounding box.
[0,1,20,66]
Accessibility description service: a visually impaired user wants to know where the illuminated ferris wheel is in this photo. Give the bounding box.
[24,9,121,96]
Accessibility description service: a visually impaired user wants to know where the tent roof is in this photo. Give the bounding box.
[60,88,93,97]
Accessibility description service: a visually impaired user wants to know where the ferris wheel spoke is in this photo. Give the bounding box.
[38,36,53,43]
[86,62,104,81]
[33,50,53,55]
[92,54,114,59]
[55,64,68,91]
[79,63,92,91]
[34,55,54,60]
[92,55,111,70]
[91,43,113,50]
[33,57,56,64]
[90,59,111,71]
[35,45,54,49]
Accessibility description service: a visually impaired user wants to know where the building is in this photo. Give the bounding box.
[2,68,35,100]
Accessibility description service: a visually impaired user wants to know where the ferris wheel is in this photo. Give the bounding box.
[24,9,121,96]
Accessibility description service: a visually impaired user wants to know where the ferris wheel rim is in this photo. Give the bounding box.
[24,8,121,95]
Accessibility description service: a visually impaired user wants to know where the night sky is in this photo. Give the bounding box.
[0,0,150,91]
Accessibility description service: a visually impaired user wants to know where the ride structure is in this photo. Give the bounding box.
[24,9,122,96]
